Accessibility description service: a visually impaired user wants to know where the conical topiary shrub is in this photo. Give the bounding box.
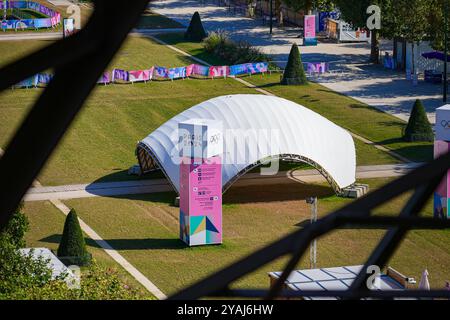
[403,99,434,142]
[57,209,91,266]
[184,11,207,42]
[281,43,307,85]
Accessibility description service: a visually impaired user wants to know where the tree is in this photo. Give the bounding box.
[0,207,143,300]
[334,0,389,64]
[281,43,307,85]
[0,203,28,248]
[283,0,335,14]
[184,11,207,42]
[403,99,434,142]
[57,209,91,266]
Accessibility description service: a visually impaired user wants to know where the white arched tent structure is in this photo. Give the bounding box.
[136,94,356,195]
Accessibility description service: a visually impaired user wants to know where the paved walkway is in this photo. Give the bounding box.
[24,163,423,201]
[0,32,62,41]
[150,0,445,123]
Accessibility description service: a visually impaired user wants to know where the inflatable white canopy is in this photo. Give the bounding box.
[137,94,356,194]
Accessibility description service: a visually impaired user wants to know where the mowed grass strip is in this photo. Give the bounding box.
[60,178,450,294]
[155,32,433,163]
[22,201,154,298]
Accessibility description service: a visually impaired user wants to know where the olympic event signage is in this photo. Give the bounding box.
[63,18,76,38]
[179,119,223,246]
[434,105,450,219]
[436,105,450,142]
[304,15,317,46]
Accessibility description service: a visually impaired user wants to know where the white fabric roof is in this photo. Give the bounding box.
[269,265,405,300]
[138,94,356,193]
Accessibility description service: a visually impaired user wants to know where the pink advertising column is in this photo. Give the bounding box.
[434,105,450,219]
[304,15,317,46]
[178,119,223,246]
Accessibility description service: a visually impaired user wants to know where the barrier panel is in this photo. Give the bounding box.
[1,1,61,30]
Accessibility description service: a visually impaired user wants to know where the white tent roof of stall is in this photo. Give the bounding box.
[269,265,405,300]
[137,94,356,194]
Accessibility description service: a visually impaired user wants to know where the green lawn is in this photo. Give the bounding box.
[22,200,153,298]
[58,178,450,295]
[155,32,434,163]
[0,35,397,186]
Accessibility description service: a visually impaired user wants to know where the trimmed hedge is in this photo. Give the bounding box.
[403,99,434,142]
[203,30,271,65]
[57,209,91,266]
[184,11,207,42]
[281,43,307,85]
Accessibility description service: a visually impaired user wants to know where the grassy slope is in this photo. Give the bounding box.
[62,178,450,294]
[0,36,256,185]
[155,33,433,163]
[22,200,154,298]
[0,35,395,186]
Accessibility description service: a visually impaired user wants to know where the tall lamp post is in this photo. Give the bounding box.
[444,0,448,103]
[269,0,273,35]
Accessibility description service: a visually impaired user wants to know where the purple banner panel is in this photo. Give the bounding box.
[97,72,111,85]
[112,69,129,82]
[154,66,169,79]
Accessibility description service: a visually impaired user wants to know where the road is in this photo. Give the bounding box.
[24,163,422,201]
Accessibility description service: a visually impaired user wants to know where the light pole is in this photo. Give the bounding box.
[306,197,318,269]
[269,0,273,35]
[444,0,448,103]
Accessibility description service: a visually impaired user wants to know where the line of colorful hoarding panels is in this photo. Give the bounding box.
[1,1,61,30]
[13,62,269,88]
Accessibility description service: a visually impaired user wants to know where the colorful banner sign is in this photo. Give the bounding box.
[112,69,129,82]
[154,66,169,78]
[97,72,111,85]
[192,64,209,77]
[209,66,229,78]
[305,62,329,74]
[168,67,186,80]
[38,73,53,85]
[229,62,268,76]
[63,18,75,38]
[0,1,61,30]
[129,69,152,83]
[304,15,316,39]
[12,61,269,90]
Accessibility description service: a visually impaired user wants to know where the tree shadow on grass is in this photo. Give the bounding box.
[224,181,335,204]
[40,234,188,250]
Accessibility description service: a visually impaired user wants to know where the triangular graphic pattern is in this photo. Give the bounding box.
[205,217,219,233]
[190,216,206,236]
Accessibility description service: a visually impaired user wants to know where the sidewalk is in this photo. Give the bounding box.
[24,163,422,201]
[150,0,445,123]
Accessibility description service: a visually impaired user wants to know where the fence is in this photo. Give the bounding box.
[0,1,61,30]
